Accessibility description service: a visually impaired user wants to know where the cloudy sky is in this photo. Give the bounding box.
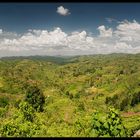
[0,3,140,57]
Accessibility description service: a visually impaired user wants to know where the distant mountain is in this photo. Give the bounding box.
[0,55,76,64]
[1,53,140,64]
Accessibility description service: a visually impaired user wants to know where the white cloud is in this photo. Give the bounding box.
[98,25,113,37]
[57,6,70,16]
[114,20,140,47]
[1,20,140,56]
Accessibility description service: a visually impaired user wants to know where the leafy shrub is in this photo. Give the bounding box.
[25,84,45,112]
[19,101,35,122]
[0,118,41,137]
[104,107,128,137]
[90,111,105,137]
[0,102,42,137]
[90,107,128,137]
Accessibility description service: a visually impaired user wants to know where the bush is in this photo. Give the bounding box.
[19,102,35,122]
[25,84,45,112]
[0,118,41,137]
[90,107,128,137]
[0,101,42,137]
[104,107,128,137]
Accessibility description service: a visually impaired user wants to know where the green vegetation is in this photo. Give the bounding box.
[0,53,140,137]
[25,83,45,112]
[90,107,129,137]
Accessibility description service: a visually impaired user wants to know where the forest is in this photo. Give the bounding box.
[0,53,140,137]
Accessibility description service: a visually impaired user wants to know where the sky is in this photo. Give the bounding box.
[0,3,140,56]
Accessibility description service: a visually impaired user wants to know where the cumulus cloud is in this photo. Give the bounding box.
[57,6,70,16]
[98,25,113,37]
[114,20,140,49]
[1,20,140,56]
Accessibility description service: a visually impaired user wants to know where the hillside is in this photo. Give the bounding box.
[0,53,140,137]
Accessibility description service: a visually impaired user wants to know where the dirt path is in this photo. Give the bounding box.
[121,112,140,117]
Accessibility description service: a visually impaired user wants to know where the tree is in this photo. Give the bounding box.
[25,83,45,112]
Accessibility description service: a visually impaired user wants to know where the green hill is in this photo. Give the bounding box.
[0,53,140,137]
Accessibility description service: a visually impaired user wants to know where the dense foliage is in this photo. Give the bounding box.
[90,107,129,137]
[25,83,45,112]
[0,53,140,137]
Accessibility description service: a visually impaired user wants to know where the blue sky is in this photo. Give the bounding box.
[0,3,140,56]
[0,3,140,33]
